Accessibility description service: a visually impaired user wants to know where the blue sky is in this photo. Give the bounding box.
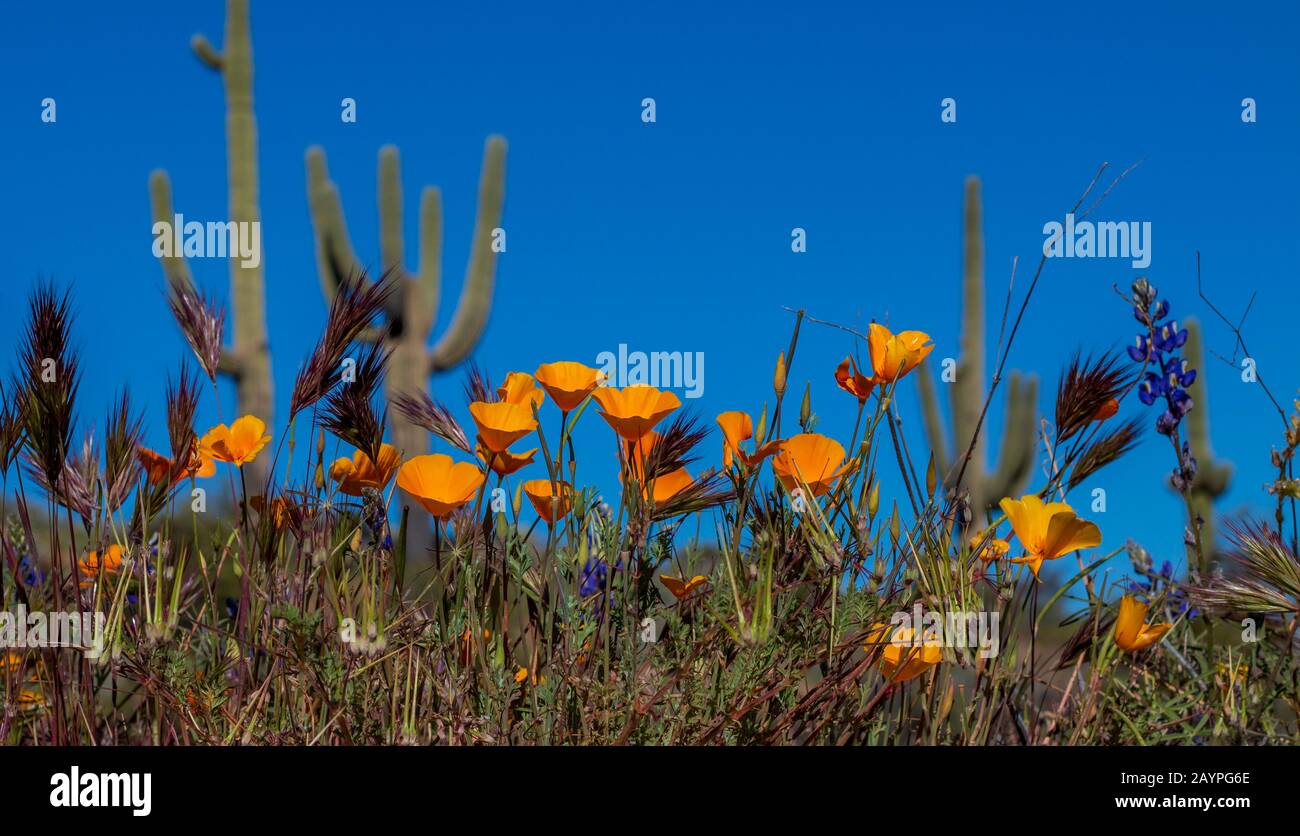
[2,0,1298,578]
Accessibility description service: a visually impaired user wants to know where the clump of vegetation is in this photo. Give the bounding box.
[2,248,1297,744]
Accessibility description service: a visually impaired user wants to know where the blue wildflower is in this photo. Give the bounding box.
[1124,278,1195,437]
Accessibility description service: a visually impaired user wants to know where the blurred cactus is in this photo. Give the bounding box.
[916,177,1038,518]
[148,0,273,485]
[305,139,506,462]
[1180,317,1232,559]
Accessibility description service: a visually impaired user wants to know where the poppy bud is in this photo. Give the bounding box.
[799,382,811,429]
[773,352,787,399]
[867,479,880,518]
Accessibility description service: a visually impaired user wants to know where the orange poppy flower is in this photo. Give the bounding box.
[477,442,537,477]
[647,467,693,504]
[661,574,708,600]
[772,433,851,497]
[514,667,544,686]
[201,415,272,467]
[396,454,486,519]
[998,494,1102,578]
[79,544,125,585]
[534,361,604,412]
[864,623,942,683]
[969,531,1011,561]
[15,684,46,712]
[1092,397,1119,422]
[468,401,538,453]
[137,445,216,485]
[0,651,25,674]
[867,323,934,383]
[523,479,574,524]
[1114,595,1172,652]
[329,443,402,495]
[497,372,546,412]
[716,411,780,470]
[834,355,876,402]
[592,385,681,440]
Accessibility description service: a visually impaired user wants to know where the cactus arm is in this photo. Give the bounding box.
[916,360,952,476]
[191,34,223,70]
[306,146,368,301]
[376,146,414,326]
[148,170,195,293]
[150,169,243,378]
[378,146,405,277]
[951,176,987,481]
[414,185,443,341]
[428,136,507,372]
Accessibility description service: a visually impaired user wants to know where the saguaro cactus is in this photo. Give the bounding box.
[916,177,1038,517]
[305,139,506,463]
[149,0,274,485]
[1181,317,1232,559]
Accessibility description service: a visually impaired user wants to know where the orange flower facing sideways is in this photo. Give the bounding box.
[329,444,402,495]
[469,401,539,453]
[534,361,604,412]
[716,411,779,470]
[1114,595,1172,652]
[592,385,681,439]
[772,433,851,497]
[79,544,124,585]
[661,574,708,600]
[998,494,1102,579]
[137,444,215,486]
[523,479,573,524]
[201,415,272,467]
[834,355,876,402]
[477,442,537,477]
[867,323,934,383]
[396,454,485,519]
[864,623,942,683]
[647,467,693,504]
[497,372,546,413]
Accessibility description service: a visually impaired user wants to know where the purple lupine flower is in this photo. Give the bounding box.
[1123,278,1195,436]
